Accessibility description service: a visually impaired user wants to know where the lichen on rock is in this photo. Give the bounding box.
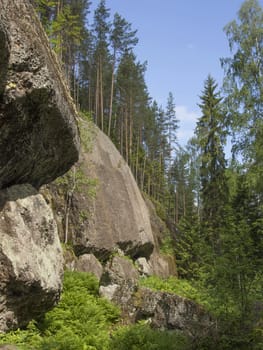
[0,0,80,190]
[0,184,63,332]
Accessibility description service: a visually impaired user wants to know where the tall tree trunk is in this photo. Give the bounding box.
[99,56,104,132]
[120,111,124,156]
[95,66,99,125]
[141,155,147,191]
[135,131,141,183]
[108,52,116,137]
[129,96,133,168]
[125,107,129,164]
[175,190,179,224]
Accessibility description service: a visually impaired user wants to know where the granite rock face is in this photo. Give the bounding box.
[99,255,213,337]
[144,196,177,277]
[100,255,139,287]
[74,127,154,259]
[0,184,63,332]
[0,0,80,190]
[135,288,213,337]
[99,255,139,318]
[48,123,155,261]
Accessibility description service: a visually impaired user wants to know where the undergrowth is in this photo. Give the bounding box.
[139,275,210,309]
[0,271,190,350]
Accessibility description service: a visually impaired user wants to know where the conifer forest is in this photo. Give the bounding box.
[2,0,262,349]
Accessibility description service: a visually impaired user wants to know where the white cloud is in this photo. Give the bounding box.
[176,105,200,146]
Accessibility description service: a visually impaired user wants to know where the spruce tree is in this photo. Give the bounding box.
[195,75,228,252]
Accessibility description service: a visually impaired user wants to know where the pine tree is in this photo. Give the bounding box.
[108,13,138,137]
[33,0,57,30]
[115,51,148,166]
[92,0,111,131]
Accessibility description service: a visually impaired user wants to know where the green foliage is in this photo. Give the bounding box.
[0,271,120,350]
[0,321,42,350]
[34,0,57,30]
[79,112,96,152]
[175,217,202,279]
[110,322,190,350]
[160,233,174,256]
[195,75,228,247]
[222,0,263,163]
[54,165,98,199]
[139,275,210,309]
[39,271,119,350]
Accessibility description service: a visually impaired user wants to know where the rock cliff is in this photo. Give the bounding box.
[0,0,210,338]
[47,122,155,261]
[0,0,80,190]
[0,0,79,332]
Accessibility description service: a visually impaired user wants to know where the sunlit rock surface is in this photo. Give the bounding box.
[0,184,63,332]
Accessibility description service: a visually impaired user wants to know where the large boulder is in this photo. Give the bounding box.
[99,255,139,318]
[48,123,155,261]
[0,184,63,332]
[134,287,214,338]
[74,127,154,259]
[0,0,79,190]
[99,255,213,337]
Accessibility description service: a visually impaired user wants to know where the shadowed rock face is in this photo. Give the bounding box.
[0,184,63,332]
[0,0,80,190]
[0,21,9,95]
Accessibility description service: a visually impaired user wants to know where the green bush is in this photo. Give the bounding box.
[0,271,120,350]
[110,322,190,350]
[139,275,210,309]
[160,234,175,256]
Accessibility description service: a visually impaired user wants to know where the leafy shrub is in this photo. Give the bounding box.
[110,322,190,350]
[139,275,210,308]
[0,271,120,350]
[160,234,175,256]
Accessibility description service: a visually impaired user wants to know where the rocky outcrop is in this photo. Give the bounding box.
[47,122,154,261]
[144,196,177,277]
[0,0,80,190]
[74,127,154,259]
[99,255,213,337]
[0,184,63,332]
[134,288,213,337]
[99,255,139,317]
[100,255,139,287]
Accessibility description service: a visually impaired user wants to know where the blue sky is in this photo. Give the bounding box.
[90,0,263,145]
